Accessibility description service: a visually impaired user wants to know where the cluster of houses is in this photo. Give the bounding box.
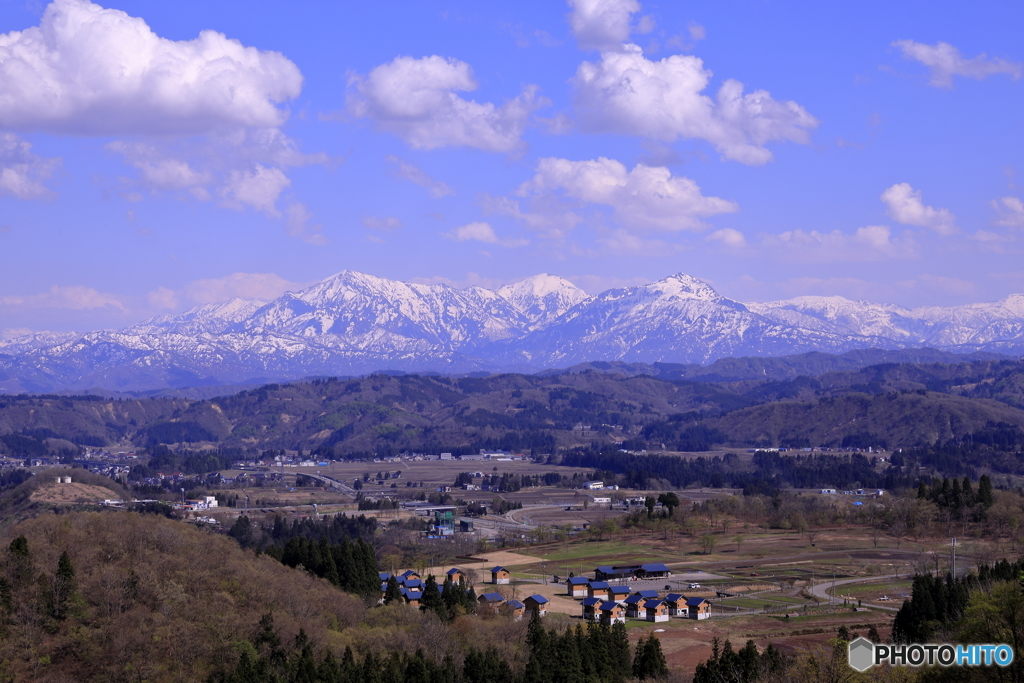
[567,563,710,624]
[380,567,550,619]
[379,561,712,624]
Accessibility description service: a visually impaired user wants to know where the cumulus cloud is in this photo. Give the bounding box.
[107,130,330,219]
[993,196,1024,228]
[881,182,957,234]
[706,228,747,248]
[219,165,290,216]
[443,221,527,247]
[347,55,543,153]
[567,0,645,51]
[762,224,915,262]
[893,40,1022,88]
[502,157,737,235]
[0,0,302,135]
[0,134,61,199]
[181,272,300,304]
[0,285,125,310]
[572,44,817,164]
[107,141,212,197]
[385,155,454,197]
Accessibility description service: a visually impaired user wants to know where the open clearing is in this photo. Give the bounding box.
[30,482,119,504]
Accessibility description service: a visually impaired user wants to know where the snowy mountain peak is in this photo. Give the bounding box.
[5,269,1024,393]
[126,297,268,336]
[499,274,585,299]
[648,273,723,301]
[497,274,589,326]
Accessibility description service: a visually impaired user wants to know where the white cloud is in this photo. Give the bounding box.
[993,196,1024,228]
[972,230,1015,253]
[893,40,1022,88]
[107,130,330,222]
[147,286,179,310]
[706,228,746,248]
[881,182,957,234]
[688,22,706,41]
[0,133,61,199]
[762,224,915,261]
[219,165,290,216]
[443,221,527,247]
[596,228,675,254]
[481,193,580,238]
[361,215,403,231]
[107,141,212,195]
[507,157,737,234]
[285,202,326,245]
[182,272,300,304]
[0,0,302,135]
[0,285,125,310]
[899,273,977,296]
[572,44,818,164]
[347,55,543,153]
[385,155,454,197]
[567,0,641,51]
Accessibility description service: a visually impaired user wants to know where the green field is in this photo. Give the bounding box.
[516,541,660,563]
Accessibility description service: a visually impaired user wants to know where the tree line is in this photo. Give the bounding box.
[212,610,670,683]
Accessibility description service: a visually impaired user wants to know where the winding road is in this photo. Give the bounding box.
[807,573,904,611]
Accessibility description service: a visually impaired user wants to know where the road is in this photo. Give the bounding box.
[807,573,904,611]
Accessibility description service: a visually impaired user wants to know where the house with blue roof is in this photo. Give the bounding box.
[598,600,625,624]
[524,595,549,616]
[644,599,669,622]
[609,585,630,600]
[503,599,525,619]
[595,565,636,581]
[581,596,602,620]
[588,581,611,600]
[686,596,711,620]
[665,593,686,616]
[638,563,671,578]
[567,576,590,597]
[478,592,505,611]
[490,566,510,585]
[401,587,423,607]
[622,594,642,618]
[446,568,466,583]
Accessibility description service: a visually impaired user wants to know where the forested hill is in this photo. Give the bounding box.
[4,357,1024,457]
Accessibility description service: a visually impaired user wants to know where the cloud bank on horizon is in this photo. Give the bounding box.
[0,0,1022,332]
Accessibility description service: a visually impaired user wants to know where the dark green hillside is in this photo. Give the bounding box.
[710,391,1024,448]
[0,394,189,449]
[5,358,1024,458]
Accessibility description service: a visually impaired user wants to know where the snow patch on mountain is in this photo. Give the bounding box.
[2,270,1024,392]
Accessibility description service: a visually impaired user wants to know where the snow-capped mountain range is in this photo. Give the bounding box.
[2,270,1024,392]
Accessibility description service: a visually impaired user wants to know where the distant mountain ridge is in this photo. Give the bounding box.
[2,270,1024,392]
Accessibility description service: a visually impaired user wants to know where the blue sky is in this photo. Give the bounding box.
[1,0,1023,332]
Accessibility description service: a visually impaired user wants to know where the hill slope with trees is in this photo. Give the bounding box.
[3,357,1024,458]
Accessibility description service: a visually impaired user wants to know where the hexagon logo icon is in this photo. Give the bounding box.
[848,637,875,672]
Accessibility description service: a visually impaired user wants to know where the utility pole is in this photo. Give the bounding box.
[831,572,836,606]
[951,537,956,578]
